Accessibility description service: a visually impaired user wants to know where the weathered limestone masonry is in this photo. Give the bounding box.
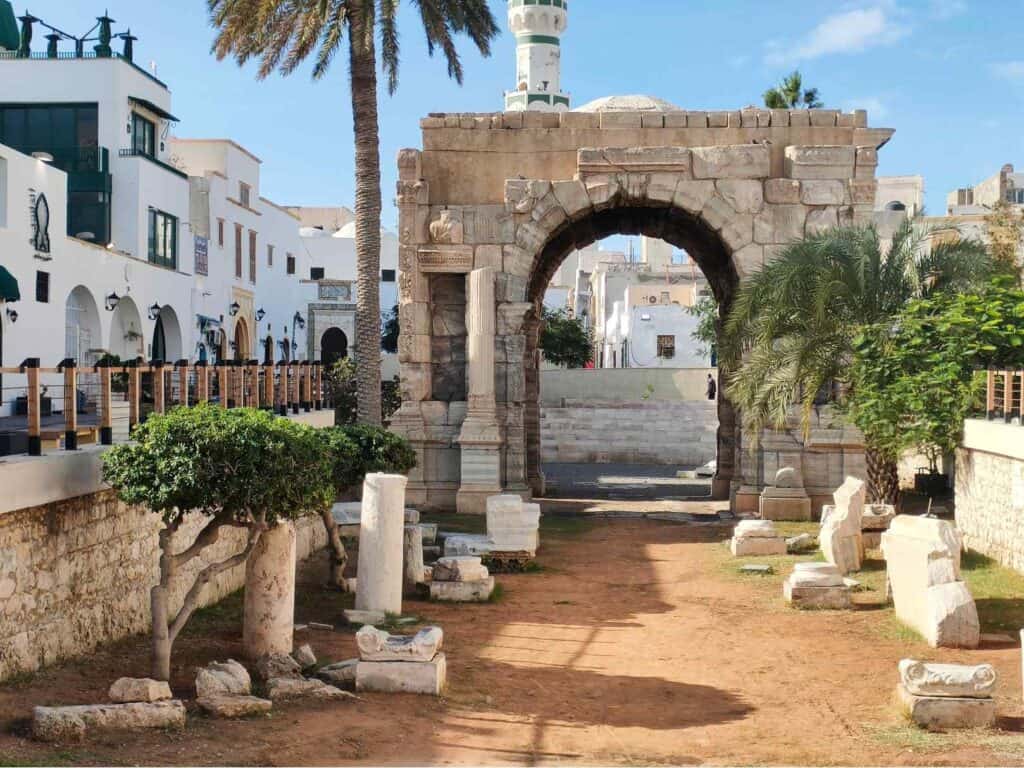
[391,108,892,512]
[0,490,325,681]
[955,419,1024,572]
[541,399,717,466]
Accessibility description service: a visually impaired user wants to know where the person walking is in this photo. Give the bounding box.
[706,373,717,401]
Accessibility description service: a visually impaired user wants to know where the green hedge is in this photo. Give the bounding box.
[318,424,417,495]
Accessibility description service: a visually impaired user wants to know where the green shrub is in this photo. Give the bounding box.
[318,424,417,496]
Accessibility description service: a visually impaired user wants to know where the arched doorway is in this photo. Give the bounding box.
[64,286,102,365]
[320,327,348,367]
[151,306,182,363]
[233,318,250,362]
[109,296,144,361]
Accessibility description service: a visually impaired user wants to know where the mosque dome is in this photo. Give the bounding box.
[574,94,681,113]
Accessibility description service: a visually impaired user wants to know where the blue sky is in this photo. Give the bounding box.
[19,0,1024,227]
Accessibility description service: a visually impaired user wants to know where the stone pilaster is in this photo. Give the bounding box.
[456,267,503,514]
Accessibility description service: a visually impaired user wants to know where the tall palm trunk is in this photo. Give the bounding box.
[349,0,382,426]
[865,446,899,505]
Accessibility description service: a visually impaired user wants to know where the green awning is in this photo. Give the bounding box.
[0,265,20,302]
[0,1,17,52]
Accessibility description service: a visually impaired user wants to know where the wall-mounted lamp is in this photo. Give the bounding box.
[293,311,305,330]
[148,302,161,320]
[105,292,120,311]
[229,301,241,317]
[31,151,54,163]
[5,307,18,323]
[255,307,266,322]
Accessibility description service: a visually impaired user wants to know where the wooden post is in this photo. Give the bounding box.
[247,360,258,408]
[60,359,78,450]
[20,358,41,456]
[290,362,300,415]
[299,362,310,412]
[128,359,141,430]
[276,361,288,416]
[218,363,231,408]
[151,361,165,415]
[986,369,997,420]
[262,362,274,410]
[176,360,189,407]
[313,362,323,410]
[1005,371,1015,423]
[1018,370,1024,422]
[97,360,113,444]
[196,362,209,404]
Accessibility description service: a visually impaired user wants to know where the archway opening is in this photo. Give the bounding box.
[320,327,348,368]
[523,204,739,502]
[233,318,250,362]
[64,285,102,366]
[109,296,144,361]
[151,306,182,363]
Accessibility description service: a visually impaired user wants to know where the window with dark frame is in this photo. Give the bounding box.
[656,334,675,359]
[267,244,274,267]
[234,223,243,278]
[239,182,251,208]
[217,218,225,248]
[35,271,49,303]
[147,209,177,269]
[381,269,396,282]
[131,112,156,158]
[286,253,295,275]
[310,267,325,280]
[248,230,257,283]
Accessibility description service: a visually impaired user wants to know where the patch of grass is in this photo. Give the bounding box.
[421,513,487,535]
[540,514,594,537]
[961,550,1024,633]
[522,560,545,573]
[876,613,926,644]
[182,589,245,636]
[864,723,1024,759]
[488,583,506,603]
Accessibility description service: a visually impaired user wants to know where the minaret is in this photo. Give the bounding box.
[504,0,569,112]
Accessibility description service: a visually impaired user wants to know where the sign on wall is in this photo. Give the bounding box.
[31,193,50,254]
[194,236,209,276]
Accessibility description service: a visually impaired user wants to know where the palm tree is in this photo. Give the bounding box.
[764,70,823,109]
[722,220,993,503]
[208,0,499,425]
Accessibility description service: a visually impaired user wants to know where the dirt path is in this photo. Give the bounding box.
[1,506,1021,766]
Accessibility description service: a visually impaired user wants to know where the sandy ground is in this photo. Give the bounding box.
[1,501,1021,766]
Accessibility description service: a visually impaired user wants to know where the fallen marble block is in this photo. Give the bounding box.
[820,477,865,575]
[197,694,272,718]
[318,659,358,688]
[254,652,301,682]
[266,677,355,701]
[356,625,443,662]
[730,537,786,556]
[343,608,387,626]
[734,520,781,538]
[292,644,317,670]
[786,533,815,552]
[882,516,978,648]
[759,470,812,521]
[897,684,996,730]
[432,556,490,583]
[356,653,446,696]
[331,502,420,536]
[862,504,896,531]
[196,659,252,697]
[443,534,494,557]
[899,659,996,698]
[430,576,496,603]
[783,563,851,609]
[108,677,171,704]
[33,700,186,742]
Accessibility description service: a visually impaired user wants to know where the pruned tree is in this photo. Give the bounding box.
[764,70,823,109]
[102,405,334,680]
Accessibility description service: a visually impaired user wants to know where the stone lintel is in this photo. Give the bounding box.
[417,245,474,274]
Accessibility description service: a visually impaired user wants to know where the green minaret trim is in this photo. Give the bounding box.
[0,0,17,51]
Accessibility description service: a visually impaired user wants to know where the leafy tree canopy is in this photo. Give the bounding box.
[539,308,592,368]
[764,70,823,109]
[687,295,719,359]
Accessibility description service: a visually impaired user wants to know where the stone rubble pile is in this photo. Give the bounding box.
[730,519,787,556]
[783,562,851,610]
[355,625,447,696]
[196,659,272,718]
[897,659,996,730]
[820,476,865,575]
[429,556,495,602]
[881,515,979,648]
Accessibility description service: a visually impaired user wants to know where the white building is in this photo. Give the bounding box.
[0,8,400,426]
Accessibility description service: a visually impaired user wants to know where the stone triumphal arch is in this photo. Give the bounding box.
[391,107,893,513]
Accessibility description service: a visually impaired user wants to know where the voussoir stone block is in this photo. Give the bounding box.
[673,180,716,213]
[692,145,770,179]
[800,180,848,206]
[716,180,765,214]
[754,205,807,244]
[551,180,592,219]
[764,179,801,204]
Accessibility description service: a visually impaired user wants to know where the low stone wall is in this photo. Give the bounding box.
[0,490,325,681]
[541,399,718,466]
[540,368,718,405]
[956,420,1024,573]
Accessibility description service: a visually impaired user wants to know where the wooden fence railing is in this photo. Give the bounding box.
[0,359,327,456]
[985,369,1024,424]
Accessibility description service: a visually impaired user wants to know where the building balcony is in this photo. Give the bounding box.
[118,148,189,180]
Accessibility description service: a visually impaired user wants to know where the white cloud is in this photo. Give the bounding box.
[930,0,967,19]
[840,97,889,119]
[765,6,910,66]
[992,61,1024,80]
